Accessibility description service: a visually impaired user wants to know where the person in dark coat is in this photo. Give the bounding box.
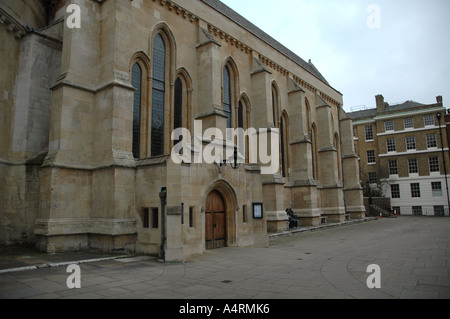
[286,208,299,229]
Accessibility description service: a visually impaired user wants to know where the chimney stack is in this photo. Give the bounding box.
[436,96,443,106]
[376,94,387,111]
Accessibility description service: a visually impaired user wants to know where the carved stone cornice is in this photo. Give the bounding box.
[293,74,316,93]
[292,75,340,107]
[319,91,340,108]
[0,7,26,39]
[207,24,253,54]
[258,54,288,76]
[151,0,199,23]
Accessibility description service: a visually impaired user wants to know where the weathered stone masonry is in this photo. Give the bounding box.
[0,0,365,262]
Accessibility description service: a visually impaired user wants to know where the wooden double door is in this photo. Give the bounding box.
[205,191,226,250]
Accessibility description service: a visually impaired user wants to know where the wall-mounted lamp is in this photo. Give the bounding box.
[216,146,241,171]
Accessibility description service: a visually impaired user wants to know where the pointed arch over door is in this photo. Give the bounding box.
[205,191,226,250]
[203,180,238,249]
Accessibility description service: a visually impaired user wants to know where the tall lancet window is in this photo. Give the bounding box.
[174,77,183,146]
[311,124,319,180]
[131,63,142,159]
[237,100,245,156]
[223,66,232,130]
[238,101,244,129]
[280,116,286,177]
[151,34,166,157]
[272,85,279,128]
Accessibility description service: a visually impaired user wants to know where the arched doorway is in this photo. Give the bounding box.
[205,190,226,250]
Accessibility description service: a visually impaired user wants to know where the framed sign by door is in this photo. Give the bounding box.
[253,203,263,219]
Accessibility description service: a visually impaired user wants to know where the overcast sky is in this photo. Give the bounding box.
[220,0,450,112]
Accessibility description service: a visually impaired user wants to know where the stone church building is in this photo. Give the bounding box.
[0,0,365,261]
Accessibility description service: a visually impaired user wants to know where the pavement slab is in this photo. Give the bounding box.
[0,216,449,300]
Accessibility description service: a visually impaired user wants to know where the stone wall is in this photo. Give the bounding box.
[1,0,365,260]
[0,6,62,244]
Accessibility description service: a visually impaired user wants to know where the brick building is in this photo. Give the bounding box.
[349,95,449,216]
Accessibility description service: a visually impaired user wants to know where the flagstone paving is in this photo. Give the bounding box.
[0,217,449,299]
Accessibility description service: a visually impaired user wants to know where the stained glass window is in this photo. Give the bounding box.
[280,116,286,177]
[174,78,183,146]
[151,34,166,156]
[223,66,232,130]
[131,63,142,159]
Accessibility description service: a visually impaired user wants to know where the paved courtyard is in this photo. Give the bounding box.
[0,216,449,299]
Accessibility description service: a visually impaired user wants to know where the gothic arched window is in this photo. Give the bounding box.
[280,113,290,178]
[272,85,279,128]
[280,116,286,177]
[223,65,232,130]
[238,101,244,130]
[174,77,183,146]
[311,124,319,180]
[151,34,166,157]
[131,62,142,159]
